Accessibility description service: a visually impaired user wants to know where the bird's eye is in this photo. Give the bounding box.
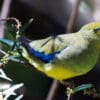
[94,28,100,33]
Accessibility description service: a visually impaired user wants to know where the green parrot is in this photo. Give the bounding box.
[19,22,100,81]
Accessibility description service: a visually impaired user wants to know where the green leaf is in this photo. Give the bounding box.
[0,38,15,47]
[20,18,33,34]
[7,55,25,63]
[73,84,94,94]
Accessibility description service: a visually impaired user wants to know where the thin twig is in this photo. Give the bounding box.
[66,0,81,100]
[0,49,9,56]
[67,0,81,33]
[67,94,71,100]
[0,17,21,30]
[46,80,60,100]
[46,0,81,100]
[0,17,22,38]
[0,93,3,100]
[0,0,12,38]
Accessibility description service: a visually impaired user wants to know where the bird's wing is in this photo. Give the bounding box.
[20,33,89,62]
[19,35,69,63]
[29,33,89,56]
[29,35,69,54]
[56,33,89,60]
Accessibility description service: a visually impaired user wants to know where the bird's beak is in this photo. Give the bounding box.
[94,28,100,33]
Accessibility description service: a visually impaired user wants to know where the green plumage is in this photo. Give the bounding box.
[21,22,100,80]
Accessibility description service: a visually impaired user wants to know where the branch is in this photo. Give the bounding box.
[46,0,81,100]
[67,0,81,33]
[0,0,12,38]
[46,80,60,100]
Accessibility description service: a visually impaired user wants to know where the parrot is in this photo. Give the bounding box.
[18,22,100,81]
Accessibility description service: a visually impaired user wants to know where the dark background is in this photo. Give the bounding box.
[0,0,100,100]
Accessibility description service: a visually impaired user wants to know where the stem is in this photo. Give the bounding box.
[66,87,73,100]
[67,94,71,100]
[46,0,81,100]
[67,0,81,33]
[0,49,8,56]
[46,80,60,100]
[0,0,12,38]
[0,17,21,32]
[0,17,22,40]
[0,93,3,100]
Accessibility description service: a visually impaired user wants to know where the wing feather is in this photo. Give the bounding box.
[29,35,69,54]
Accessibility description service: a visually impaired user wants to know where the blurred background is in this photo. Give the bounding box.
[0,0,100,100]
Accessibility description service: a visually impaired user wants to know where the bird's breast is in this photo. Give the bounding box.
[42,45,99,80]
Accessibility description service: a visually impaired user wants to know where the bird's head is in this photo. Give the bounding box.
[80,22,100,50]
[80,22,100,36]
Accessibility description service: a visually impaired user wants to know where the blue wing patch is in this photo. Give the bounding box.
[29,48,60,63]
[19,37,60,63]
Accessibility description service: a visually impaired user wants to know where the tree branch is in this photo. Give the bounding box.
[46,80,60,100]
[67,0,81,33]
[46,0,81,100]
[0,0,12,38]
